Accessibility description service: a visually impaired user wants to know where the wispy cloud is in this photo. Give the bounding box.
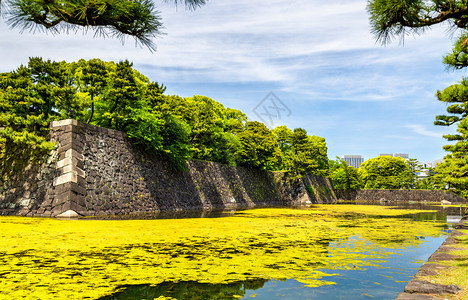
[405,124,443,138]
[0,0,455,91]
[0,0,461,162]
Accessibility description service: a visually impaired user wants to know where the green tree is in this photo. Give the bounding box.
[368,0,468,44]
[168,95,246,166]
[415,168,442,190]
[2,57,336,176]
[329,157,362,190]
[289,128,329,177]
[73,59,109,124]
[1,0,206,50]
[0,57,81,180]
[237,121,281,170]
[368,0,468,195]
[94,60,144,131]
[272,125,293,153]
[181,96,231,164]
[0,58,193,173]
[429,28,468,132]
[368,2,468,130]
[434,118,468,197]
[143,88,192,169]
[405,158,420,186]
[359,156,415,189]
[271,125,293,170]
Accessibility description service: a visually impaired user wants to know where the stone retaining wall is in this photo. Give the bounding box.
[0,119,337,217]
[335,189,466,203]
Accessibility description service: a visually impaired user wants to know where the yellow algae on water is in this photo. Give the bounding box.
[0,206,445,299]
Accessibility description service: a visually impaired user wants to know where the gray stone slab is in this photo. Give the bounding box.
[51,119,78,127]
[404,280,461,295]
[437,245,464,252]
[415,263,451,277]
[396,293,442,300]
[427,252,458,262]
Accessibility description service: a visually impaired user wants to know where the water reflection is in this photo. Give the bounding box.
[100,279,268,300]
[99,232,448,300]
[0,205,452,299]
[338,200,466,224]
[83,210,239,220]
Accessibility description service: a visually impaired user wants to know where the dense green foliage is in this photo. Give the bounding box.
[237,121,280,170]
[358,156,416,189]
[433,30,468,196]
[368,0,468,196]
[0,0,206,50]
[0,58,330,178]
[434,118,468,197]
[270,126,329,177]
[368,0,468,44]
[328,158,362,190]
[0,58,74,180]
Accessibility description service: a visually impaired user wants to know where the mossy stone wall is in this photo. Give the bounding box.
[336,189,466,203]
[0,120,337,217]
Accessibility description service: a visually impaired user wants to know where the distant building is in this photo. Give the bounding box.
[432,159,444,167]
[416,169,431,180]
[379,154,393,157]
[423,162,433,169]
[340,155,364,168]
[416,160,444,180]
[379,153,409,159]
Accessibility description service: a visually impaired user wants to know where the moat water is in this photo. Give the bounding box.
[0,202,463,300]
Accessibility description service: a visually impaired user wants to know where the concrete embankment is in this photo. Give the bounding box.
[0,119,337,218]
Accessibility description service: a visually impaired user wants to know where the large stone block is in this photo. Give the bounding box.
[55,182,86,196]
[57,165,85,178]
[59,149,84,161]
[61,201,86,215]
[51,119,78,128]
[57,139,84,153]
[53,173,78,186]
[56,210,80,218]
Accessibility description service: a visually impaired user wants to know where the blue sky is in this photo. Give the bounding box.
[0,0,464,163]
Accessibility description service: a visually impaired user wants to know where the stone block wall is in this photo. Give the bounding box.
[0,152,57,216]
[3,119,466,218]
[0,119,337,217]
[0,119,84,217]
[77,120,336,215]
[273,172,337,206]
[335,189,466,203]
[51,119,87,217]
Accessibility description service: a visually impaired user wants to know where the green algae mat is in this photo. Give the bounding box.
[0,205,448,299]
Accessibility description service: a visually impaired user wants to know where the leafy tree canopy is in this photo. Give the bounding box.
[0,57,189,176]
[359,156,415,189]
[368,0,468,44]
[1,57,330,179]
[434,118,468,197]
[237,121,280,170]
[0,0,206,51]
[368,0,468,196]
[329,157,362,190]
[289,128,329,177]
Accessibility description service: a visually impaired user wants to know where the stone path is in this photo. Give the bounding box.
[396,215,467,300]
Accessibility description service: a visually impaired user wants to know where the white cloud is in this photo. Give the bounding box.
[405,124,443,138]
[0,0,455,90]
[0,0,461,162]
